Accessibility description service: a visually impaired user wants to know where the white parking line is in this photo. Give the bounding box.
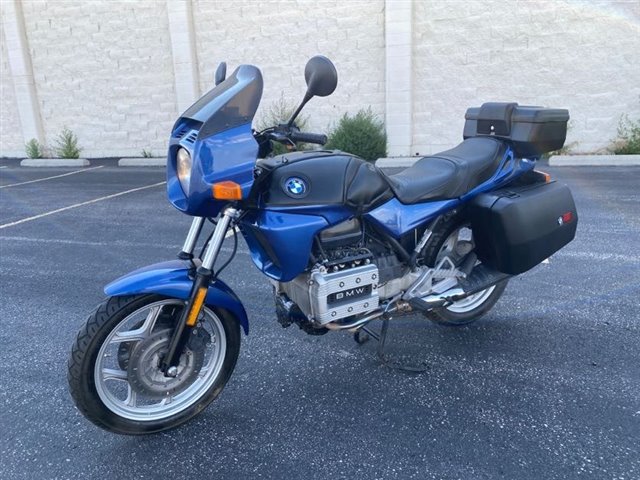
[0,165,104,189]
[0,235,181,249]
[0,235,249,254]
[0,181,166,230]
[0,166,7,169]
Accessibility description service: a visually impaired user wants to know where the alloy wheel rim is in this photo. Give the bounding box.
[436,225,496,314]
[94,299,226,421]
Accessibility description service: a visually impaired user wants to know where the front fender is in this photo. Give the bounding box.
[104,260,249,334]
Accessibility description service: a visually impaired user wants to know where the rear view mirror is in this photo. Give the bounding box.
[304,55,338,98]
[286,56,338,127]
[214,62,227,86]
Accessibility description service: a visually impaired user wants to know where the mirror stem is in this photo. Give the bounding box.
[286,93,312,127]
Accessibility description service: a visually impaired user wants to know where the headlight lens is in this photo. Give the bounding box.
[176,147,192,193]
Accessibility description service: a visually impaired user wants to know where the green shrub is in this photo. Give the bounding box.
[256,94,310,156]
[325,108,387,162]
[141,148,153,158]
[55,127,82,159]
[612,114,640,154]
[25,138,44,159]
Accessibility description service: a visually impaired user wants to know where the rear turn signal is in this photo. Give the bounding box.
[212,181,243,200]
[535,170,552,183]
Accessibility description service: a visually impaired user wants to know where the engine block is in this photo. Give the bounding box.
[277,264,379,325]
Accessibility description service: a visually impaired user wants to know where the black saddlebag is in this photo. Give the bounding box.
[463,102,569,158]
[468,181,577,275]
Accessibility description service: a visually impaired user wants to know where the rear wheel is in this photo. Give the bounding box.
[68,294,240,434]
[422,217,508,326]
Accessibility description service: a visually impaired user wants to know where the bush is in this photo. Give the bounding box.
[256,94,310,156]
[141,148,153,158]
[612,114,640,154]
[55,127,82,159]
[25,138,44,159]
[325,108,387,162]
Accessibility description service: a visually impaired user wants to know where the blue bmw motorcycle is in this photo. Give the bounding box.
[68,56,577,434]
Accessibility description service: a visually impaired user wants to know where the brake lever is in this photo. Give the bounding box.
[267,126,296,148]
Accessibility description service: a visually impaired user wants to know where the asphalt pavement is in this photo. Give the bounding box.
[0,163,639,480]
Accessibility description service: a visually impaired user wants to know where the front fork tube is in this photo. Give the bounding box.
[177,216,205,260]
[160,207,238,375]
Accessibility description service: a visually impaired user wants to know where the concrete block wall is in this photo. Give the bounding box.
[1,0,638,158]
[412,0,640,155]
[19,0,177,158]
[192,0,386,133]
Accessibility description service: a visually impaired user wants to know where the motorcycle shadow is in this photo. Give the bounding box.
[350,311,523,373]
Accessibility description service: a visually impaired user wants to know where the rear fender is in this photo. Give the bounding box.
[104,260,249,334]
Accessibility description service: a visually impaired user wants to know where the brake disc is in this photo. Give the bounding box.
[117,313,177,371]
[127,329,205,398]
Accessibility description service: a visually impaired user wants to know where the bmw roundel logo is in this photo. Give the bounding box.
[285,177,307,196]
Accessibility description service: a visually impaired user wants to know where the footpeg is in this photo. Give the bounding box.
[411,265,510,313]
[408,287,465,311]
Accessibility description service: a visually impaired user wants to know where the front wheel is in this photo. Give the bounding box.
[422,217,508,326]
[68,294,241,434]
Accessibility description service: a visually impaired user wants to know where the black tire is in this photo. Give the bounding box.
[68,294,241,435]
[422,216,508,326]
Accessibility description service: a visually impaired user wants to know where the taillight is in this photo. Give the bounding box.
[558,211,574,225]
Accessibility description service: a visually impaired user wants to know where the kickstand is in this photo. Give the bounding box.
[354,319,430,373]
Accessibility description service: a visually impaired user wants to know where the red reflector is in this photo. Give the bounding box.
[561,212,573,223]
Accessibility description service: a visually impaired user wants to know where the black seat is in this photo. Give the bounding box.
[383,137,506,204]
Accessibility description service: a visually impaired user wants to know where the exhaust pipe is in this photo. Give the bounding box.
[410,265,511,312]
[324,306,398,331]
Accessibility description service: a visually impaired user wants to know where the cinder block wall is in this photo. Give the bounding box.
[412,0,640,156]
[20,0,177,158]
[192,0,386,135]
[1,0,638,158]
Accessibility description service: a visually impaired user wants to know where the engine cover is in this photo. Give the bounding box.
[277,264,379,325]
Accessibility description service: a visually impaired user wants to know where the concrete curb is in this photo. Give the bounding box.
[20,158,89,167]
[118,157,166,167]
[376,157,420,168]
[549,154,640,166]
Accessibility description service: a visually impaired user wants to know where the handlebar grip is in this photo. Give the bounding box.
[289,131,327,145]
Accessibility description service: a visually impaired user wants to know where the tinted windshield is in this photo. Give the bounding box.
[181,64,263,139]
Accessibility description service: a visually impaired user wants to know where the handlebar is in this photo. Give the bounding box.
[289,130,327,145]
[260,125,327,146]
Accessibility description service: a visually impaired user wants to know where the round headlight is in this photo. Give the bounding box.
[176,147,192,193]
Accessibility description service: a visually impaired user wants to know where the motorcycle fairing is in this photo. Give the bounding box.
[104,260,250,334]
[167,65,263,218]
[181,66,262,140]
[239,210,330,282]
[167,124,258,217]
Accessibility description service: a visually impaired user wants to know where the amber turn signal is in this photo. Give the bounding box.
[535,170,552,183]
[212,181,243,200]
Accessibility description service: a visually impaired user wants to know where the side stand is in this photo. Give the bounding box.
[354,321,389,360]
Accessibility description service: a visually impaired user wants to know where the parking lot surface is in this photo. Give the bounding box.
[0,163,639,479]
